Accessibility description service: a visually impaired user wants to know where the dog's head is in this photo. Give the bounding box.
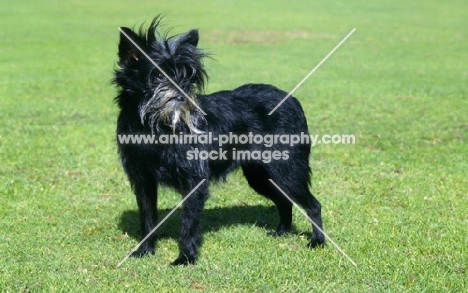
[114,16,208,133]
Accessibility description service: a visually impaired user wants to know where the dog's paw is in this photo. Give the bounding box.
[170,254,196,266]
[130,247,155,258]
[307,236,325,249]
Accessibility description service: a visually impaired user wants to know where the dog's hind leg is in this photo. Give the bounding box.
[294,189,325,248]
[242,164,293,236]
[244,163,325,248]
[171,180,209,266]
[275,175,325,248]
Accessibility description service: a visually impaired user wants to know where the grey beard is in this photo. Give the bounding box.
[139,87,205,134]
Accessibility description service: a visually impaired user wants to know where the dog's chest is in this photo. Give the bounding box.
[141,142,208,182]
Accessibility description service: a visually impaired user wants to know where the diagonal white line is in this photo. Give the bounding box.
[118,27,207,115]
[268,28,356,115]
[268,179,357,267]
[116,179,207,268]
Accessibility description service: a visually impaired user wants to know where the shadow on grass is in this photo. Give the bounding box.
[118,205,287,241]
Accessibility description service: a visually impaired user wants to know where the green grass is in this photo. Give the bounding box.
[1,0,467,291]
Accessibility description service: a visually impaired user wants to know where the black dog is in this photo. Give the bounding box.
[113,17,324,265]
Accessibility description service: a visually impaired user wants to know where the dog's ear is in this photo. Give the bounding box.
[118,27,144,64]
[179,29,199,47]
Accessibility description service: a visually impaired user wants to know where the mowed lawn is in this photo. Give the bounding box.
[0,0,467,292]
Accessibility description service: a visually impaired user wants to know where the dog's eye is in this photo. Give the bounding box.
[156,73,164,81]
[151,72,165,83]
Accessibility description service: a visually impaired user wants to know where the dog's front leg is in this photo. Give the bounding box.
[171,182,208,265]
[130,181,158,258]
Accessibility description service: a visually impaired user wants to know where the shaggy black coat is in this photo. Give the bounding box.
[113,17,324,265]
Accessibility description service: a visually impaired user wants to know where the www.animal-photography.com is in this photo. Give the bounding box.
[1,0,466,292]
